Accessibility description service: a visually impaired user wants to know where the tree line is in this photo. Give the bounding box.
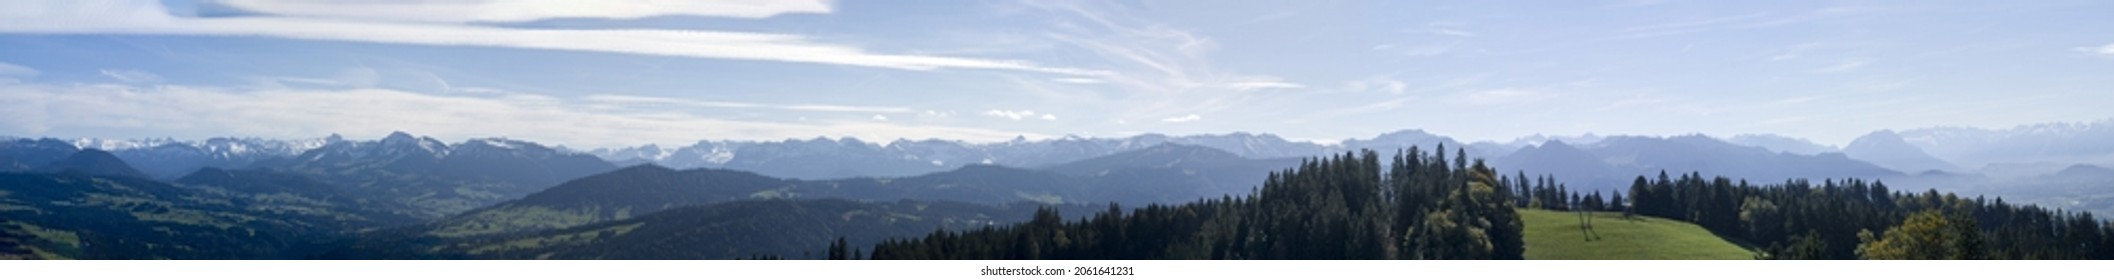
[1625,171,2114,259]
[838,147,2114,260]
[864,145,1524,259]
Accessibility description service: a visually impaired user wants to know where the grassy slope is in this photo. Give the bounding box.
[1521,209,1755,260]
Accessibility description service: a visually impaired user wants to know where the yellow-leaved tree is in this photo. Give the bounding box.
[1856,209,1984,260]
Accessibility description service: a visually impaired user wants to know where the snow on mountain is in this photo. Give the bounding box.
[45,136,346,178]
[1895,118,2114,169]
[1844,130,1960,173]
[570,129,1507,180]
[17,119,2110,182]
[1726,134,1838,155]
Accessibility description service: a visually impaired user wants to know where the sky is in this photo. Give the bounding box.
[1,0,2111,148]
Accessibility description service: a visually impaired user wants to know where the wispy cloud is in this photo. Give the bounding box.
[1052,77,1104,84]
[1608,9,1859,40]
[1222,81,1305,91]
[0,82,1037,148]
[1160,114,1202,123]
[2081,43,2114,58]
[584,94,910,114]
[99,69,162,83]
[920,110,954,118]
[0,1,1107,76]
[1766,95,1827,106]
[1372,43,1454,57]
[1404,22,1476,37]
[1612,13,1771,39]
[0,61,36,78]
[983,109,1054,121]
[211,0,832,23]
[1604,0,1669,8]
[1024,0,1301,120]
[1344,77,1408,94]
[1812,58,1873,73]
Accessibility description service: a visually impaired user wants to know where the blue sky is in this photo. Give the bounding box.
[2,0,2111,148]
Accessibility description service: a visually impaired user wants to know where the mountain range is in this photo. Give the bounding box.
[16,118,2114,182]
[1493,135,1902,193]
[579,130,1475,180]
[400,143,1298,240]
[8,119,2114,259]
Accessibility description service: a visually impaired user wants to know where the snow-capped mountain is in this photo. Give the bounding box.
[292,132,449,165]
[0,138,81,171]
[1726,134,1838,156]
[10,136,331,178]
[255,131,618,218]
[1892,118,2114,175]
[577,130,1494,180]
[89,136,344,179]
[14,119,2112,184]
[1843,130,1960,173]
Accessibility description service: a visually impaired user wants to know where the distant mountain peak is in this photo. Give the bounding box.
[1845,130,1959,173]
[2054,164,2114,178]
[380,131,420,144]
[1726,134,1837,155]
[36,149,149,178]
[611,163,677,174]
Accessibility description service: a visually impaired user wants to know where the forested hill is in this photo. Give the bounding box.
[1624,171,2114,259]
[856,146,2114,260]
[867,146,1527,260]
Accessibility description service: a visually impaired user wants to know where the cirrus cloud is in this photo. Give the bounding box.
[983,109,1056,121]
[2081,43,2114,58]
[0,82,1040,148]
[209,0,832,23]
[0,0,1110,76]
[0,61,38,78]
[1160,114,1202,123]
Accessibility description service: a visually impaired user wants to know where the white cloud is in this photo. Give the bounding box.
[983,109,1041,120]
[1160,114,1201,123]
[1052,77,1104,84]
[919,110,954,118]
[0,83,1038,148]
[210,0,832,23]
[1345,77,1408,94]
[2081,43,2114,58]
[1427,29,1475,37]
[584,94,909,114]
[1812,58,1873,73]
[871,114,889,121]
[99,69,162,83]
[1405,22,1476,37]
[1766,95,1827,106]
[1026,1,1299,119]
[336,67,380,88]
[0,1,1108,76]
[1369,43,1454,56]
[0,61,37,78]
[1221,81,1306,91]
[1040,114,1057,120]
